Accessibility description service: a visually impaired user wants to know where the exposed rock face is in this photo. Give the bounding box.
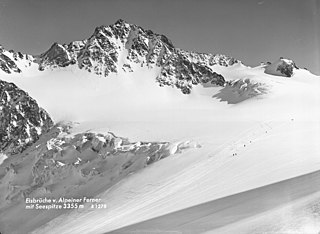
[157,50,226,94]
[38,43,74,70]
[0,53,21,74]
[0,46,22,74]
[276,60,296,77]
[0,80,53,155]
[0,45,34,74]
[264,58,298,77]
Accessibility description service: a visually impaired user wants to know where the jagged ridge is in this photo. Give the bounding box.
[0,45,34,74]
[1,19,240,94]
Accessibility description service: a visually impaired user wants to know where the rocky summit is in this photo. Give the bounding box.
[0,19,240,94]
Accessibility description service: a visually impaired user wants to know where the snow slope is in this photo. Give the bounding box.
[112,170,320,234]
[31,119,320,234]
[0,62,313,233]
[1,62,319,138]
[0,153,7,166]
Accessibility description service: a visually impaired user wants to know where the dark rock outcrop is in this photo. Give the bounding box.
[264,58,298,78]
[0,47,21,74]
[0,80,53,155]
[0,45,34,74]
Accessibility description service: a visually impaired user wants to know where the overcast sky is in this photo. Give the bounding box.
[0,0,319,74]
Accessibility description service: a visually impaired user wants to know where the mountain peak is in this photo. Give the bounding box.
[1,20,240,93]
[38,42,72,70]
[114,18,128,26]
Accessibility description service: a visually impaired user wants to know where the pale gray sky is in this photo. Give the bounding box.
[0,0,319,74]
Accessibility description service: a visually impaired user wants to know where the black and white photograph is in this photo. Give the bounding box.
[0,0,320,233]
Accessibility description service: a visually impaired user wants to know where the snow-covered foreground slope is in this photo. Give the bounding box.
[1,54,320,233]
[0,63,311,233]
[31,119,320,234]
[112,170,320,234]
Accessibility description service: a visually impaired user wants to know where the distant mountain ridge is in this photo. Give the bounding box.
[0,19,240,94]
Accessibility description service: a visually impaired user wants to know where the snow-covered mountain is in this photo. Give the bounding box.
[0,19,320,234]
[1,19,237,94]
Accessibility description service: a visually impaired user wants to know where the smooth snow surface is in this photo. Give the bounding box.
[1,63,320,234]
[0,153,7,166]
[112,170,320,234]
